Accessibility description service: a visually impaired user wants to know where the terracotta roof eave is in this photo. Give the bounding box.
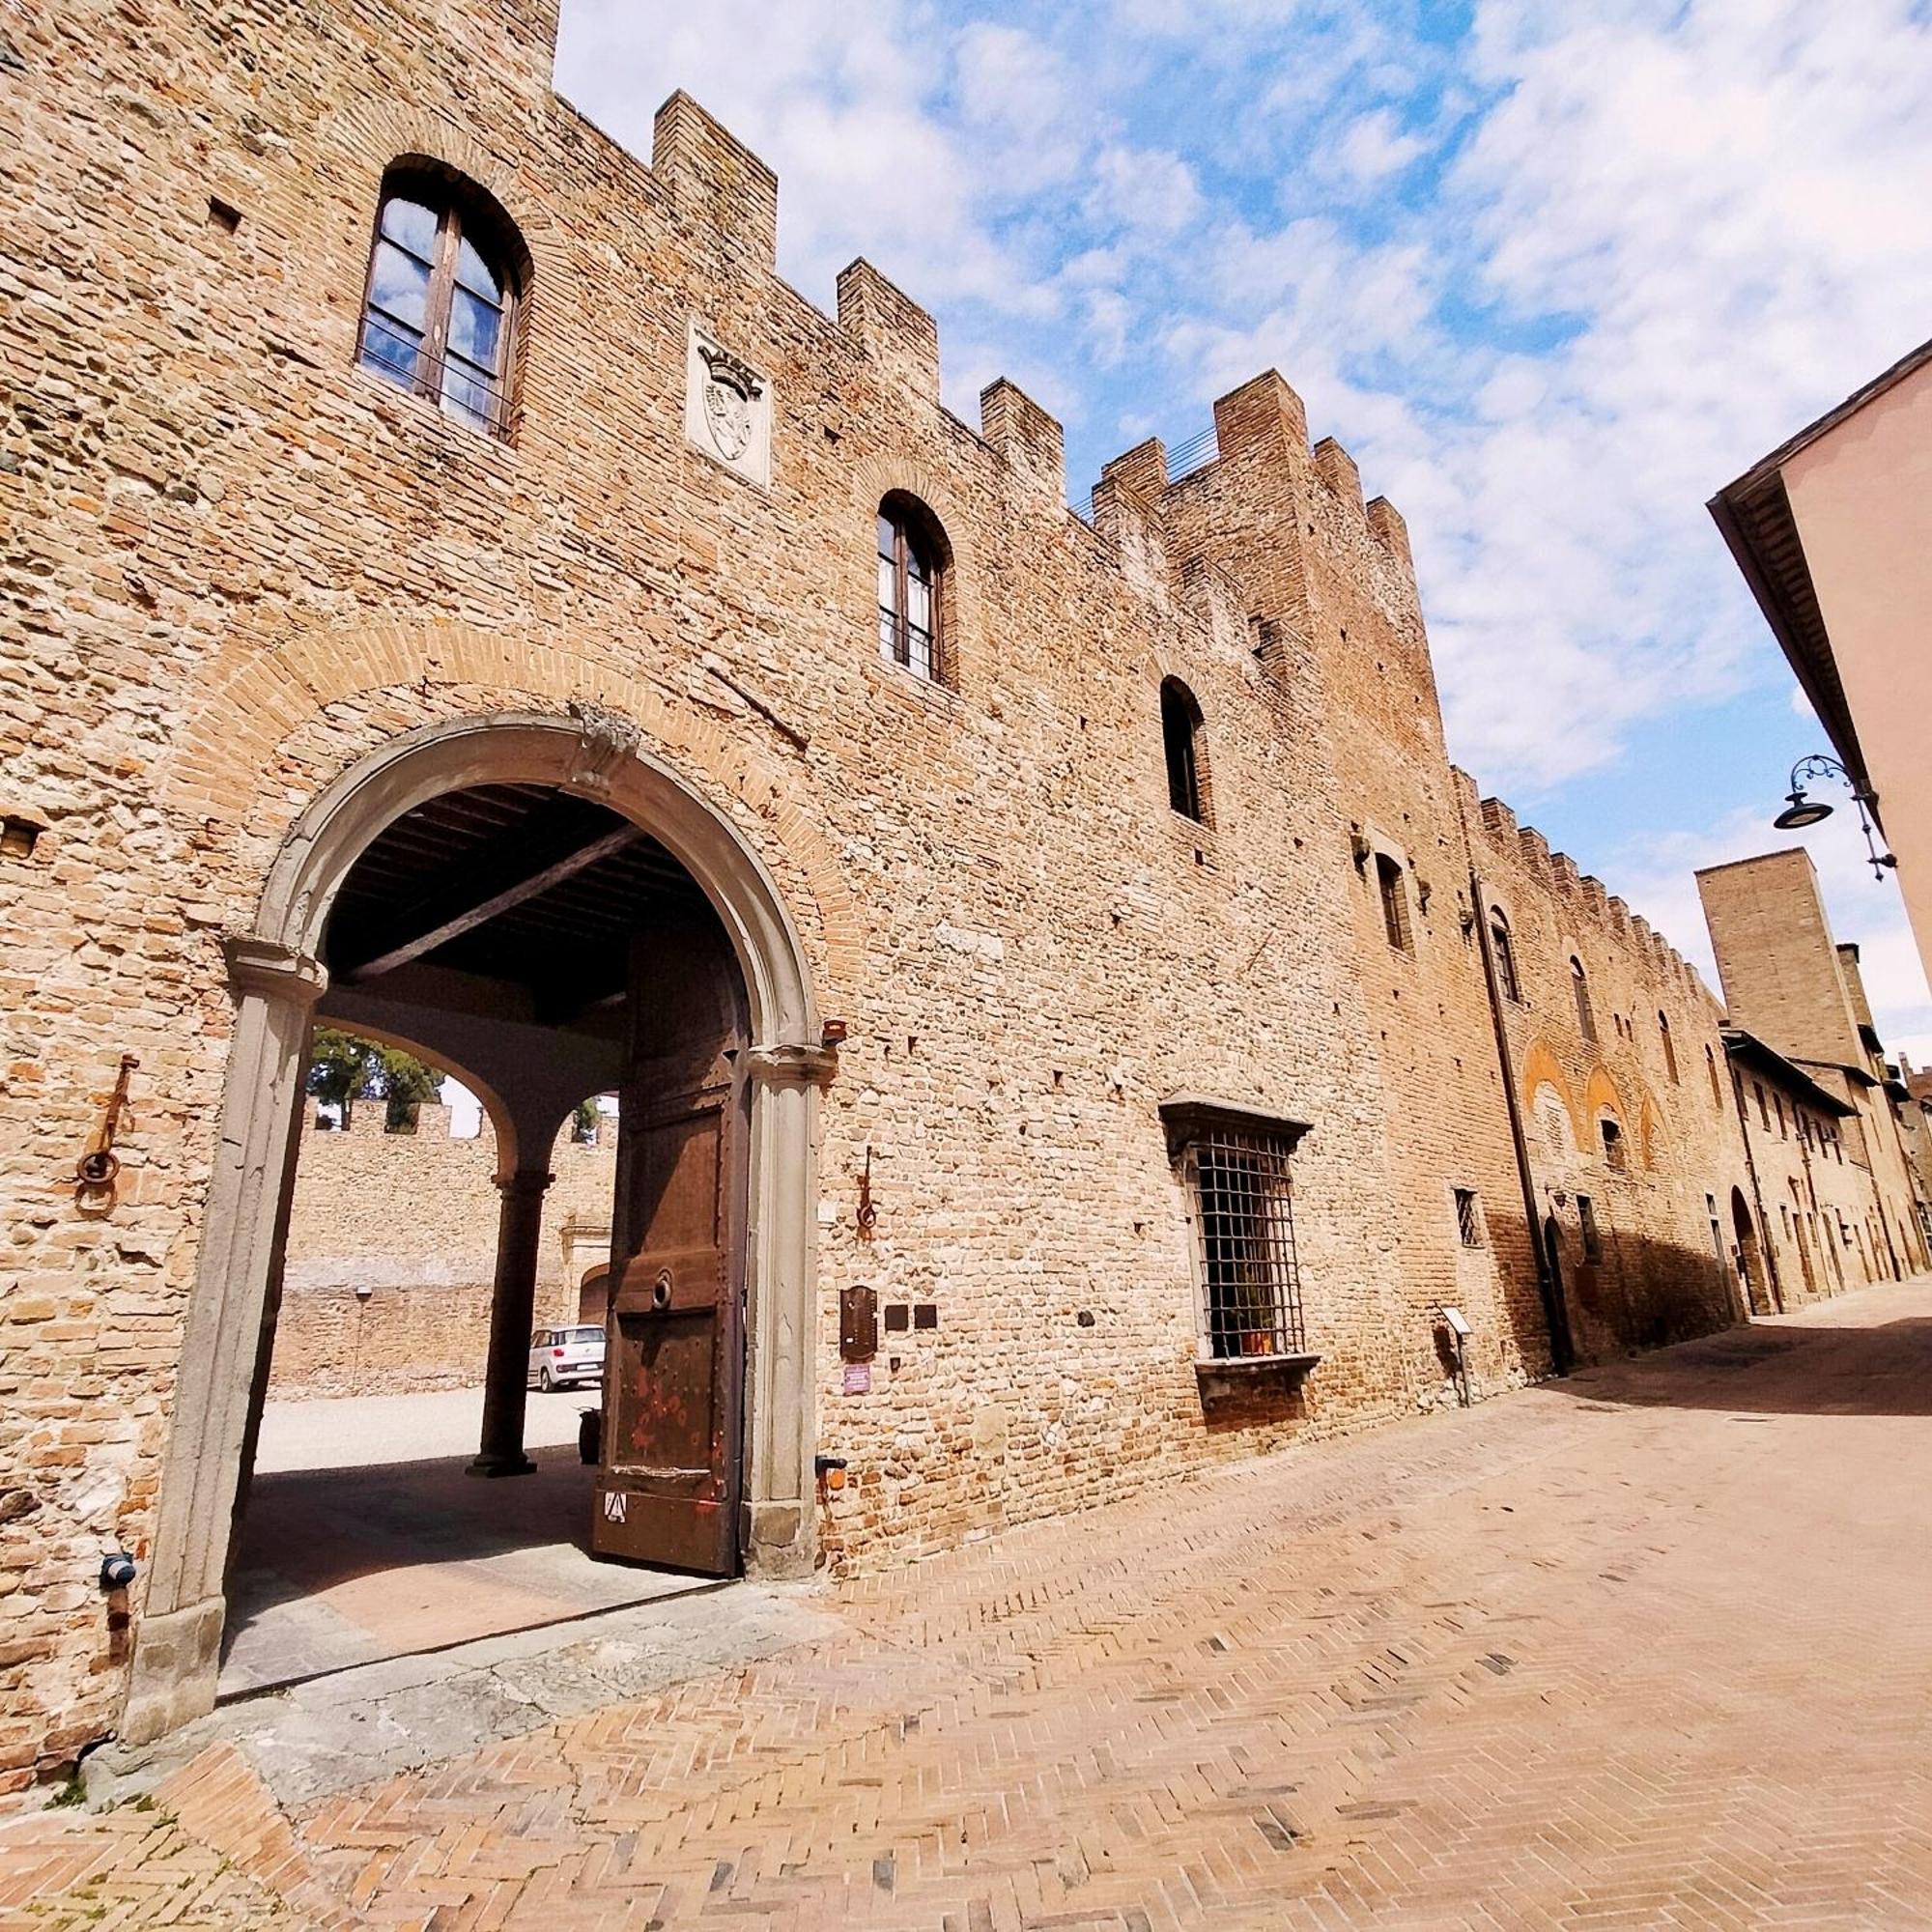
[1722,1030,1857,1117]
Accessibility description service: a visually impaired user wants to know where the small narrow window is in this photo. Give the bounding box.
[1570,956,1596,1043]
[1659,1012,1678,1084]
[1601,1118,1626,1173]
[1377,853,1411,952]
[1160,678,1208,824]
[1179,1123,1306,1360]
[1454,1187,1484,1247]
[1490,907,1520,1002]
[358,171,520,437]
[1705,1043,1721,1107]
[1775,1094,1788,1139]
[1577,1194,1603,1263]
[1754,1081,1771,1132]
[876,494,947,683]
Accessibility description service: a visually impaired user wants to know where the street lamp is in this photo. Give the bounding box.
[1773,753,1897,881]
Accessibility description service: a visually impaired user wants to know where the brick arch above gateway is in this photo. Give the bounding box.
[158,614,864,985]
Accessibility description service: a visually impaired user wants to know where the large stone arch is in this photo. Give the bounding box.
[123,711,833,1744]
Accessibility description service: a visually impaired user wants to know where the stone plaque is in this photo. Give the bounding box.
[685,318,772,488]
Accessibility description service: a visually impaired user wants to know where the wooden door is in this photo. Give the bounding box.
[593,916,748,1575]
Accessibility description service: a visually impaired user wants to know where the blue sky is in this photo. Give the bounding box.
[552,0,1932,1058]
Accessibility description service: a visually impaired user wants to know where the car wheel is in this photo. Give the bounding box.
[539,1367,554,1393]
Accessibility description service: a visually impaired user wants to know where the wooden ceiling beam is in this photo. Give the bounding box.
[336,803,642,983]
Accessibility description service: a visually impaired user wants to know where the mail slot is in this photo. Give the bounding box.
[839,1284,878,1362]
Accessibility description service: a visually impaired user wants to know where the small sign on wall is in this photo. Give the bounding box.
[841,1362,872,1395]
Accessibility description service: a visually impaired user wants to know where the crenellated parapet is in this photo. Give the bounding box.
[836,259,939,403]
[1456,772,1720,1014]
[651,93,778,267]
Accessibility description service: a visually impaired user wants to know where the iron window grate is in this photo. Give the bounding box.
[1454,1186,1483,1247]
[1187,1127,1307,1360]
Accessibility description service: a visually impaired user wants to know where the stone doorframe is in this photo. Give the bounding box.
[122,711,833,1745]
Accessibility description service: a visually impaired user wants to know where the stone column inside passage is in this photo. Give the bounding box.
[469,1167,556,1478]
[122,937,327,1747]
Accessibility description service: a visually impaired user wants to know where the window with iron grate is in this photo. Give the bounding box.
[876,493,948,684]
[1182,1126,1307,1360]
[1454,1186,1484,1247]
[1577,1193,1603,1263]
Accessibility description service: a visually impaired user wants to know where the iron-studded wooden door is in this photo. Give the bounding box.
[594,916,749,1575]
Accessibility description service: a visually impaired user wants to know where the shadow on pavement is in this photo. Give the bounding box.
[1547,1311,1932,1416]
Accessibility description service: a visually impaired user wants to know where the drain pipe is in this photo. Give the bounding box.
[1469,869,1573,1374]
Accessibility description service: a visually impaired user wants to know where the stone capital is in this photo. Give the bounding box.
[223,934,328,1009]
[745,1040,838,1089]
[494,1168,557,1200]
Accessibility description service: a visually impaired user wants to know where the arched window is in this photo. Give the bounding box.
[358,168,522,437]
[1489,906,1520,1002]
[1160,678,1209,824]
[1570,955,1596,1043]
[877,494,947,683]
[1601,1116,1627,1172]
[1659,1011,1679,1084]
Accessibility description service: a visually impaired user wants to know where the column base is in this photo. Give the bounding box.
[466,1453,537,1479]
[121,1596,226,1746]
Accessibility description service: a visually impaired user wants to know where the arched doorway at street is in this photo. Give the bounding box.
[1731,1187,1775,1316]
[125,714,830,1744]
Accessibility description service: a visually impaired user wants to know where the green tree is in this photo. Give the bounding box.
[305,1028,443,1132]
[571,1097,601,1144]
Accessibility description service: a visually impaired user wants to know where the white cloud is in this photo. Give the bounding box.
[1333,107,1425,183]
[1087,145,1204,237]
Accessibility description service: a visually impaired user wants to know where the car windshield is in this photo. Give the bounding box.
[568,1326,606,1346]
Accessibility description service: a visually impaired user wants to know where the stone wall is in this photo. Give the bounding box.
[0,0,1864,1784]
[269,1106,616,1396]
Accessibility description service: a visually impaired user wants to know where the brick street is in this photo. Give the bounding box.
[8,1277,1932,1930]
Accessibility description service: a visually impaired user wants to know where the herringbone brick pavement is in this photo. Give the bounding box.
[8,1282,1932,1929]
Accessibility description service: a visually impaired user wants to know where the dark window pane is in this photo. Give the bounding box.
[878,514,896,560]
[369,240,432,329]
[380,195,440,260]
[447,285,502,370]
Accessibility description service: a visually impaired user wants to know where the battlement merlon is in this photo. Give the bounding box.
[1100,439,1169,505]
[837,260,940,403]
[980,381,1065,509]
[651,93,778,266]
[1312,438,1364,515]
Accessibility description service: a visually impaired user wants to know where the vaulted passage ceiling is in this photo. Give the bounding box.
[322,782,711,1019]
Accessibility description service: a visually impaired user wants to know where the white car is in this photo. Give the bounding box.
[526,1324,606,1393]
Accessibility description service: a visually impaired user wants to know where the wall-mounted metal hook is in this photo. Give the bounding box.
[856,1144,878,1238]
[74,1055,138,1212]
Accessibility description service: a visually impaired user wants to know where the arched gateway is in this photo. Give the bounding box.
[123,714,831,1745]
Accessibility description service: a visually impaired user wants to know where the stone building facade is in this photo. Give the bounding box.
[1698,852,1931,1288]
[0,0,1892,1785]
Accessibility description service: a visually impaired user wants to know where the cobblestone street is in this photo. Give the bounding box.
[8,1279,1932,1930]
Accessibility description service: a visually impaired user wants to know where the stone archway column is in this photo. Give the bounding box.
[122,937,326,1747]
[469,1169,555,1478]
[742,1042,836,1577]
